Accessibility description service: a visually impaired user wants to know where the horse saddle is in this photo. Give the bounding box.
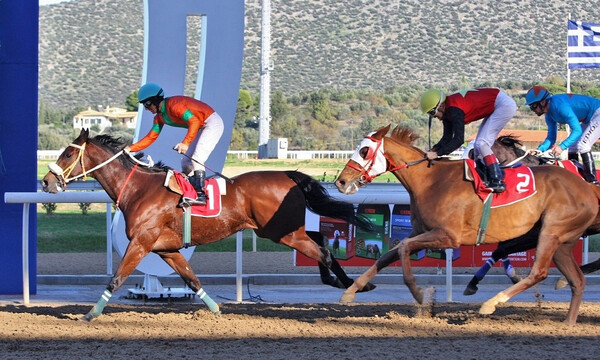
[463,159,536,208]
[163,169,227,217]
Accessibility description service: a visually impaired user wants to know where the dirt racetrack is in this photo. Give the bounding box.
[2,301,600,360]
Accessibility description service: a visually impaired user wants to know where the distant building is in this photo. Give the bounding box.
[466,129,570,151]
[73,106,137,132]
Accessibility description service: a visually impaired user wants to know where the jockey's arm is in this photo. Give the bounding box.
[434,107,465,156]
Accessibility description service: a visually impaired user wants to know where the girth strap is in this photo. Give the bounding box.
[476,193,493,245]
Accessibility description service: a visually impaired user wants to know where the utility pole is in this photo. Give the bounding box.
[258,0,271,158]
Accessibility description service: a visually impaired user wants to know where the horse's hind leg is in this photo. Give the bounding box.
[556,257,600,289]
[307,231,345,288]
[550,242,585,324]
[158,251,220,315]
[306,231,376,292]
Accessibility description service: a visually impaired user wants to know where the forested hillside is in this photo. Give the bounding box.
[39,0,600,109]
[38,0,600,150]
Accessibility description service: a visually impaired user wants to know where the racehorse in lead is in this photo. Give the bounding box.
[334,125,600,324]
[41,129,373,322]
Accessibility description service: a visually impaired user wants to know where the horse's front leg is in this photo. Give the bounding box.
[480,234,559,318]
[158,250,220,315]
[340,244,401,303]
[80,241,150,322]
[400,229,455,304]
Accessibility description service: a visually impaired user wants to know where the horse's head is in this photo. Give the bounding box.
[335,124,424,194]
[41,128,90,193]
[335,125,391,194]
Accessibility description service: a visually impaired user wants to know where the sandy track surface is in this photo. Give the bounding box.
[1,301,599,359]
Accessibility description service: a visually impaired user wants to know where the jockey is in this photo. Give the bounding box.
[525,85,600,185]
[421,88,517,193]
[125,83,225,205]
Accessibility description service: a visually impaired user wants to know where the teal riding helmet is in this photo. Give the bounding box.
[138,83,165,103]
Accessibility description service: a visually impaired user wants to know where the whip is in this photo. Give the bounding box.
[178,151,234,184]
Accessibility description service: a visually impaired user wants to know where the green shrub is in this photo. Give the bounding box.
[41,203,57,215]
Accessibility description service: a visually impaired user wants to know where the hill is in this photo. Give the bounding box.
[39,0,600,110]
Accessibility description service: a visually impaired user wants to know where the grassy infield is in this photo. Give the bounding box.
[37,159,600,253]
[37,158,362,253]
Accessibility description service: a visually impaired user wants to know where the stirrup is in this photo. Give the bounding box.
[190,194,207,206]
[180,196,206,207]
[487,181,506,193]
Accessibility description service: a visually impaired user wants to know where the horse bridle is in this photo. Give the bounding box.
[346,135,427,186]
[48,142,153,188]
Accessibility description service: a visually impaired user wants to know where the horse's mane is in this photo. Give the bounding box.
[496,134,524,149]
[89,135,171,172]
[389,125,420,146]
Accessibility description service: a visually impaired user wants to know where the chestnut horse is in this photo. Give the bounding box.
[334,125,600,324]
[462,135,600,293]
[41,129,373,322]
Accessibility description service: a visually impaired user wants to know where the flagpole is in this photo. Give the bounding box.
[567,13,571,94]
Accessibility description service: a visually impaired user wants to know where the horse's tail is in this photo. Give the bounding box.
[285,171,373,232]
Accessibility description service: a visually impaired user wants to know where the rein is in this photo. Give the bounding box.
[49,141,155,204]
[48,143,124,183]
[49,144,154,185]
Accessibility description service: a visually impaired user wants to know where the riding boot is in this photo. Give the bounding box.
[580,152,600,185]
[485,162,506,193]
[188,170,207,205]
[568,152,579,163]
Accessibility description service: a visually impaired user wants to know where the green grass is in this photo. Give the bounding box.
[38,211,108,253]
[37,209,291,253]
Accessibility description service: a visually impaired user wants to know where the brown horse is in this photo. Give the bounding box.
[41,129,373,322]
[334,125,600,324]
[476,135,600,291]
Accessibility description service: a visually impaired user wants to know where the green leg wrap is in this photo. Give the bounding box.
[197,288,220,314]
[91,289,112,317]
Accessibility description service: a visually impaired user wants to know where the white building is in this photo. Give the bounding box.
[73,106,137,132]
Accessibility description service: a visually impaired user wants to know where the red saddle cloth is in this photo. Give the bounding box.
[172,171,222,217]
[555,159,600,180]
[465,159,536,208]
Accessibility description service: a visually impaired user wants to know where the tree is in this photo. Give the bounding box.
[235,89,257,128]
[125,90,139,111]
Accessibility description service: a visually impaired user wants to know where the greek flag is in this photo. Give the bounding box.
[568,20,600,69]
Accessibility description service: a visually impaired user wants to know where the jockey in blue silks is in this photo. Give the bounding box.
[525,85,600,185]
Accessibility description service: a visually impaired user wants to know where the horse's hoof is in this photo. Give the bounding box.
[79,313,94,322]
[414,288,424,304]
[340,292,356,303]
[463,284,478,296]
[357,282,376,292]
[555,276,568,290]
[479,301,496,315]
